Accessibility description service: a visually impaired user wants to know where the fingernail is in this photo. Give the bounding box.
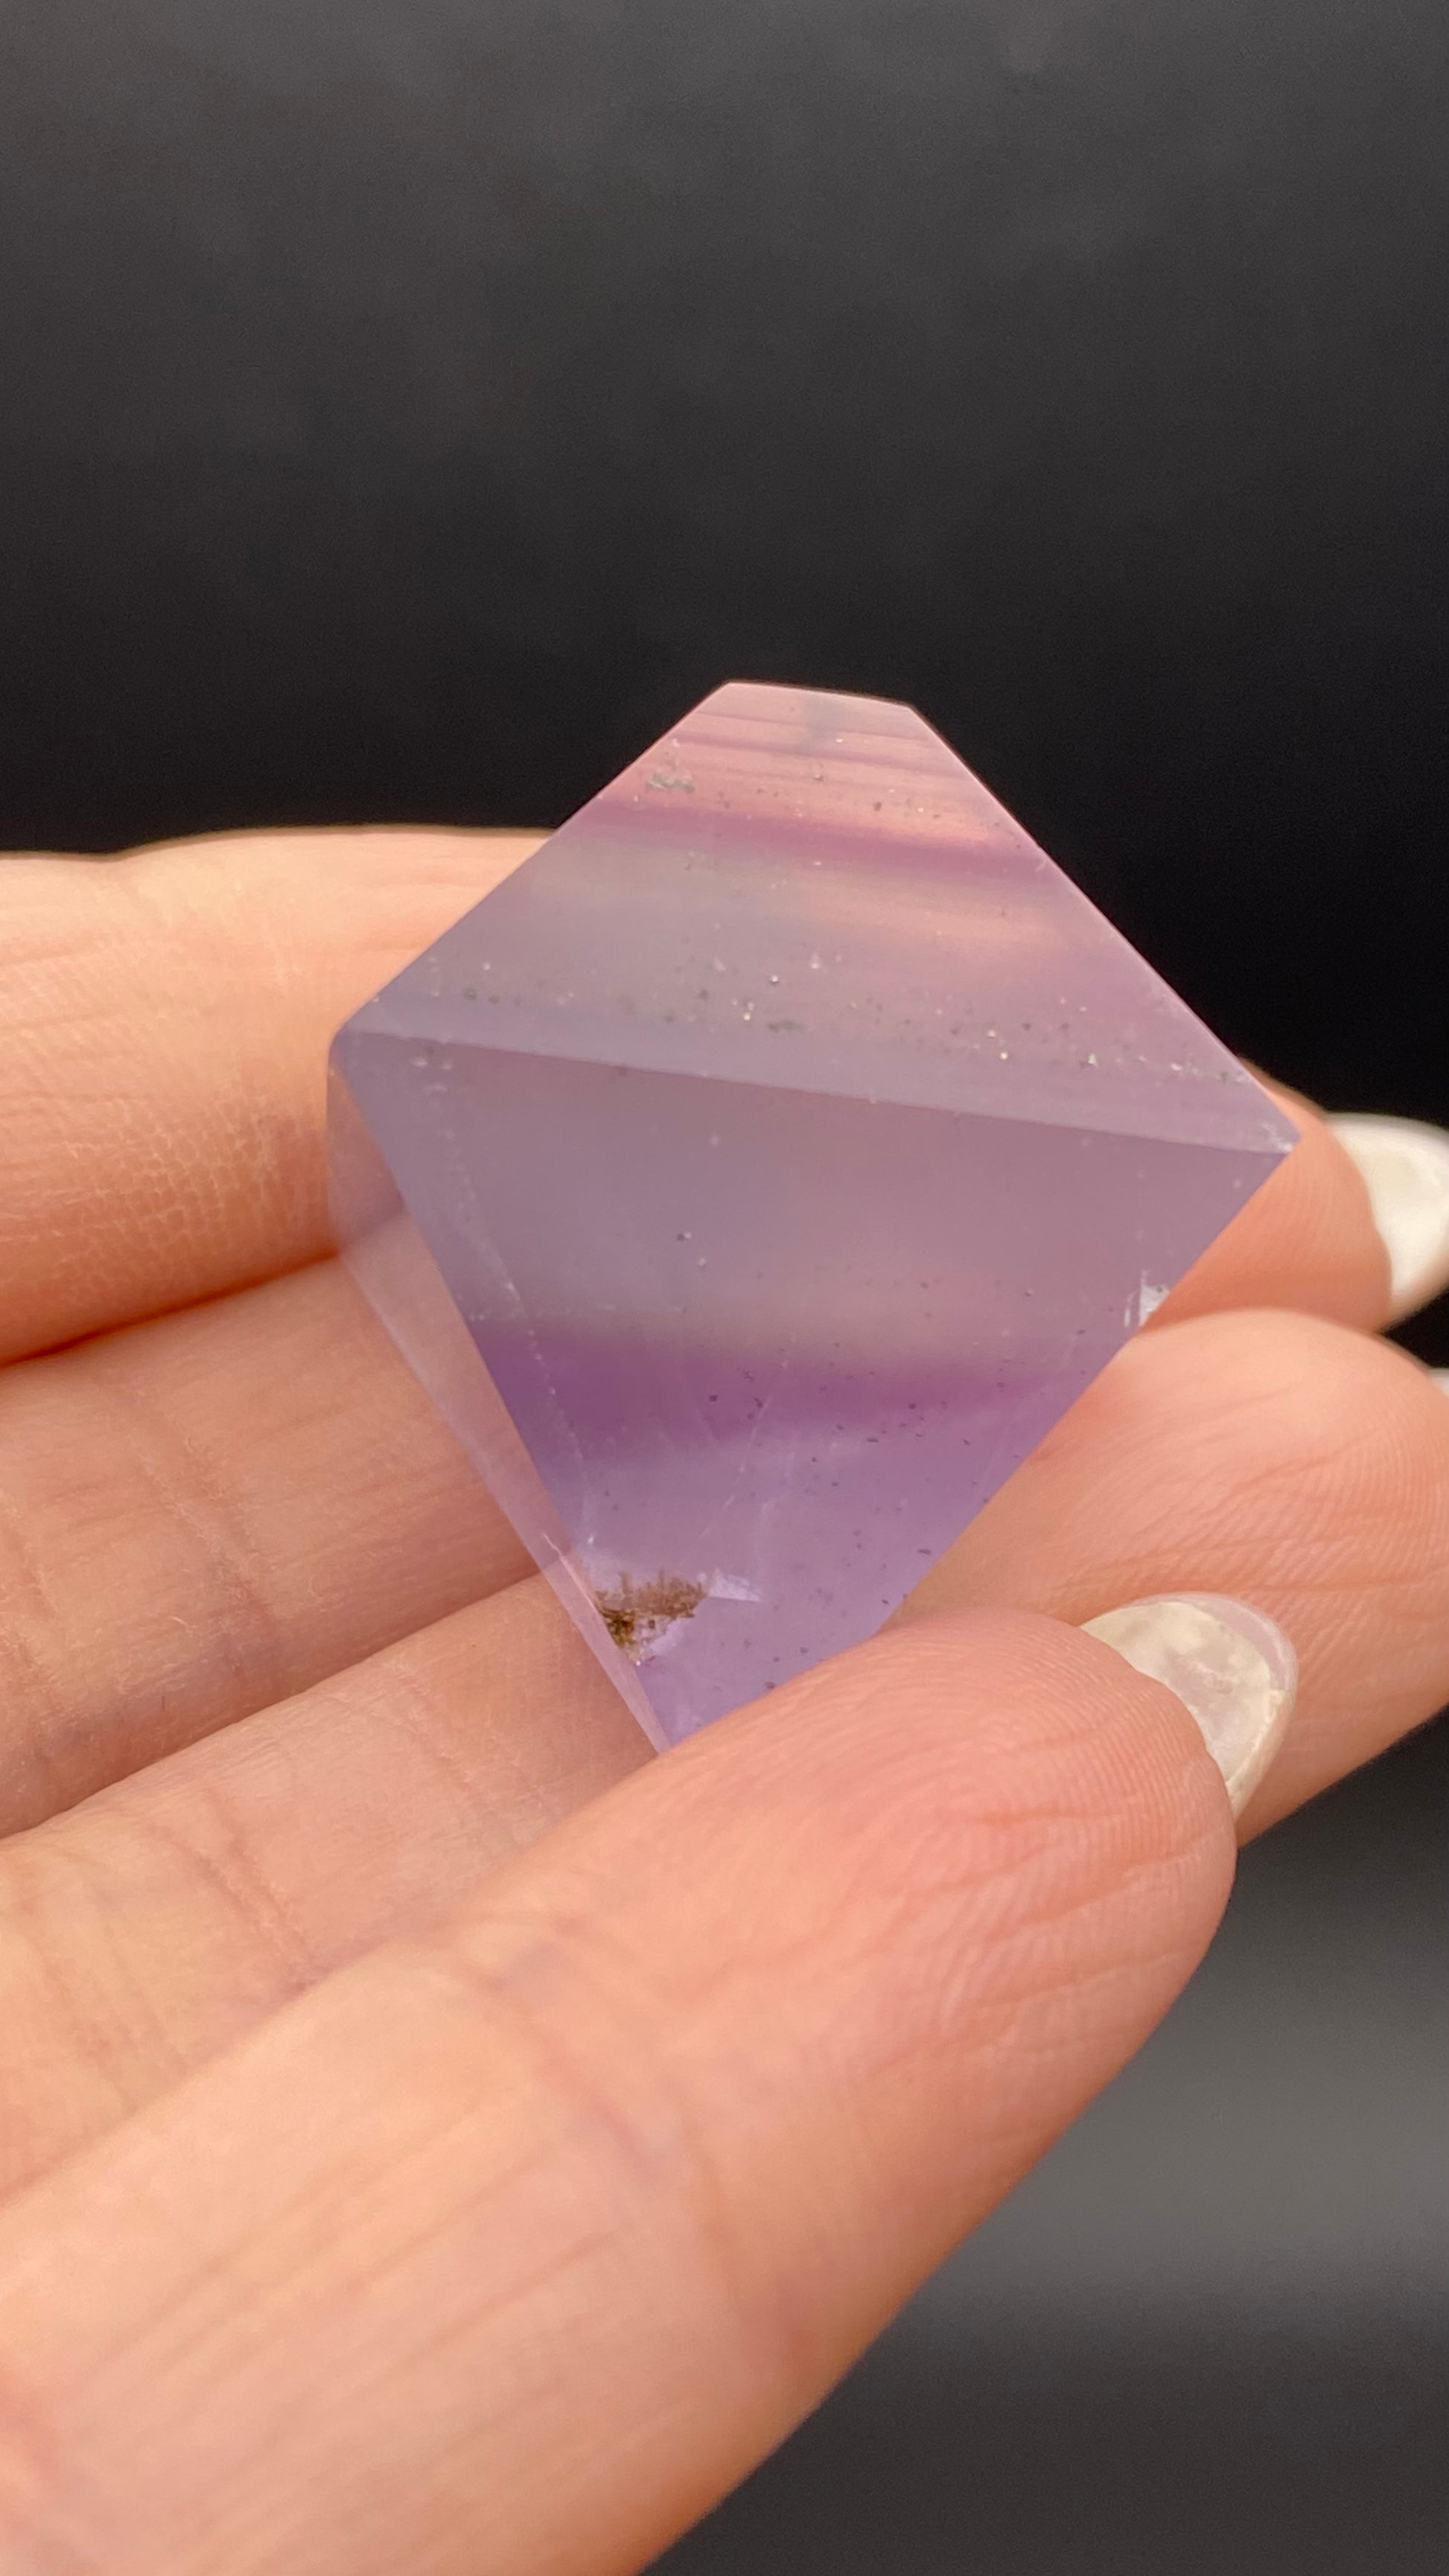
[1328,1115,1449,1320]
[1083,1593,1297,1816]
[1434,1371,1449,1400]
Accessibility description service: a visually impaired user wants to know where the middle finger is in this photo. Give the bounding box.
[1,1301,1445,2196]
[0,1100,1401,1830]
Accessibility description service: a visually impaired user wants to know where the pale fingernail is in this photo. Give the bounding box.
[1083,1593,1297,1817]
[1434,1371,1449,1399]
[1328,1115,1449,1321]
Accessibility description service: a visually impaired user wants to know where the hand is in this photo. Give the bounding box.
[1,827,1447,2574]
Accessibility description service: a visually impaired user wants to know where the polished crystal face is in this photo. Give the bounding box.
[328,683,1296,1748]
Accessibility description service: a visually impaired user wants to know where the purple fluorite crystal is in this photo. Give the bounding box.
[329,683,1296,1749]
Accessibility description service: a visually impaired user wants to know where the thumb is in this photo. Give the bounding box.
[0,1599,1295,2576]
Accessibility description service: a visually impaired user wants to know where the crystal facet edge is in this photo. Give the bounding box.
[327,1056,670,1752]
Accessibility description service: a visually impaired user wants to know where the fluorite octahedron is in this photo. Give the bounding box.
[329,683,1297,1750]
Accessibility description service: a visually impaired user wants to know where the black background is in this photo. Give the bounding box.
[1,5,1445,2569]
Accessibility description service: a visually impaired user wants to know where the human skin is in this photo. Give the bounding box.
[0,828,1446,2575]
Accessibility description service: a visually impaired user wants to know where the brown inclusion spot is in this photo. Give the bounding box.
[595,1571,707,1662]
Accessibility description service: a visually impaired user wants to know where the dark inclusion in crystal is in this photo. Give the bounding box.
[328,683,1297,1749]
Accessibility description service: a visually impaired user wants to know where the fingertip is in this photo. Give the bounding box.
[1328,1114,1449,1322]
[1082,1593,1297,1817]
[1149,1092,1388,1333]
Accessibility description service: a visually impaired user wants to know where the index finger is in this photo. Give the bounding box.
[0,829,540,1362]
[0,828,1428,1364]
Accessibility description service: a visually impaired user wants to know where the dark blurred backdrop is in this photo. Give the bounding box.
[1,4,1445,2568]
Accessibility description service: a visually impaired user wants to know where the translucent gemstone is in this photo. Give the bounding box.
[328,683,1297,1749]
